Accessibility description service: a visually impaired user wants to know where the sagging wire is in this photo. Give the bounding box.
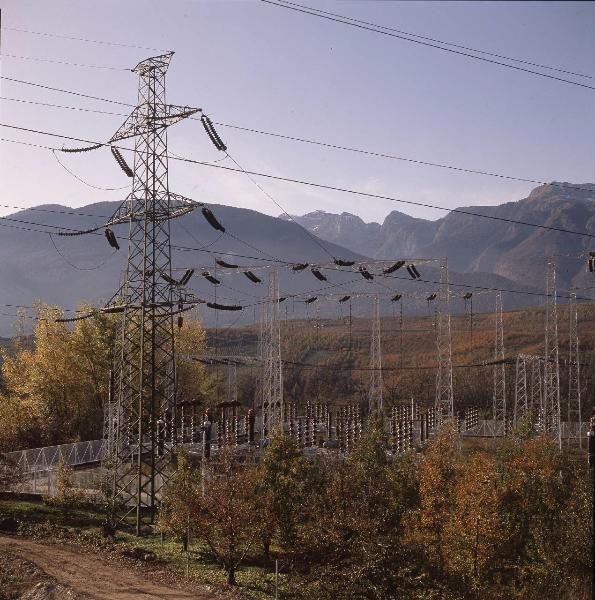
[52,149,130,191]
[49,232,118,271]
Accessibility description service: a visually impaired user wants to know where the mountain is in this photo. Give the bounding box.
[285,183,595,290]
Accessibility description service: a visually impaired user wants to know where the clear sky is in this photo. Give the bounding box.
[1,0,594,224]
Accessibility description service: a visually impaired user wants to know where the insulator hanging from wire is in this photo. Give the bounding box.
[206,302,242,311]
[110,146,133,177]
[160,272,178,285]
[244,271,262,284]
[463,292,473,300]
[201,207,225,232]
[216,259,238,268]
[391,294,402,302]
[102,305,126,314]
[61,143,103,153]
[426,293,437,302]
[383,260,405,274]
[292,263,309,271]
[201,114,227,152]
[278,297,287,303]
[104,228,120,250]
[338,295,351,303]
[177,302,184,329]
[358,266,374,280]
[311,269,327,281]
[305,296,318,304]
[589,257,595,272]
[180,269,195,285]
[334,258,355,267]
[202,271,220,285]
[410,264,421,278]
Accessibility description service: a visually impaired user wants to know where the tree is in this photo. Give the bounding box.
[45,459,85,521]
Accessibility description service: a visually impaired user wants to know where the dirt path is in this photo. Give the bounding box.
[0,535,225,599]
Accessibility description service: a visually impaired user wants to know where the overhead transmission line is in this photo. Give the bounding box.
[2,122,595,243]
[0,53,130,71]
[2,89,595,197]
[259,0,595,92]
[0,26,167,52]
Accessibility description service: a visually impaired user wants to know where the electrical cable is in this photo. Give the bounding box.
[260,0,595,92]
[0,53,130,71]
[48,233,118,271]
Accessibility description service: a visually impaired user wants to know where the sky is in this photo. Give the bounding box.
[1,0,595,224]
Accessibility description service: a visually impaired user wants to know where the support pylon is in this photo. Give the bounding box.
[544,259,561,448]
[567,293,582,446]
[368,296,383,418]
[227,363,238,405]
[513,355,527,428]
[493,292,506,435]
[107,53,200,533]
[260,269,283,436]
[435,259,454,423]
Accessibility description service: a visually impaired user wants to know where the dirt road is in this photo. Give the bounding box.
[0,535,226,599]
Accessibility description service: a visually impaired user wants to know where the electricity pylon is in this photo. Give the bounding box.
[435,258,454,423]
[493,292,506,435]
[543,259,561,448]
[260,269,283,436]
[368,295,383,418]
[106,53,200,533]
[567,293,582,446]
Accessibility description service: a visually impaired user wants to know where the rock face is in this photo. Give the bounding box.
[288,183,595,290]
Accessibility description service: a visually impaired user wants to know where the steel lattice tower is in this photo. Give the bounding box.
[368,296,383,418]
[493,292,506,435]
[567,293,582,446]
[106,53,200,532]
[543,260,561,447]
[260,269,283,436]
[513,355,528,428]
[435,259,454,423]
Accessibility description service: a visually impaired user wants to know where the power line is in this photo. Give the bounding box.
[274,0,595,82]
[2,92,594,197]
[2,122,595,243]
[0,53,130,71]
[260,0,595,92]
[1,26,167,52]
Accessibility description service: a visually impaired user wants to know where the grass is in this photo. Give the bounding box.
[0,498,281,599]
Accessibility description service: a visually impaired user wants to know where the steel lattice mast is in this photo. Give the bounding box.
[107,53,200,533]
[368,295,383,418]
[513,355,527,428]
[260,268,283,436]
[543,259,561,448]
[567,292,582,446]
[493,291,506,435]
[435,258,454,423]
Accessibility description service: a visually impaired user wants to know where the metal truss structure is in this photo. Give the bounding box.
[513,354,543,428]
[543,260,561,448]
[567,292,582,445]
[259,269,283,436]
[434,258,454,422]
[368,295,383,417]
[492,291,506,435]
[105,53,201,533]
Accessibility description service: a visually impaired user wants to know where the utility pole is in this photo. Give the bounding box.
[493,291,506,436]
[368,295,383,418]
[544,259,561,449]
[435,258,454,424]
[105,53,200,533]
[260,268,283,437]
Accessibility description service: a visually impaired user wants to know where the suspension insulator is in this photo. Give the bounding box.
[406,265,417,279]
[62,143,103,153]
[201,207,225,232]
[110,147,133,177]
[334,258,355,267]
[426,293,437,302]
[180,269,195,285]
[463,292,473,300]
[177,303,184,329]
[206,302,242,311]
[104,228,120,250]
[160,272,178,285]
[278,297,287,303]
[410,264,421,278]
[391,294,402,302]
[305,296,318,304]
[201,114,227,152]
[338,295,351,303]
[244,271,262,283]
[201,271,220,285]
[311,269,327,281]
[383,260,405,274]
[216,259,238,268]
[358,266,374,280]
[292,263,309,271]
